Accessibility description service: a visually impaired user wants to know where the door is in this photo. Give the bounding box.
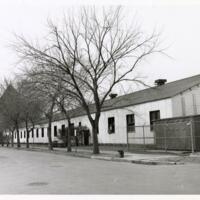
[84,130,90,146]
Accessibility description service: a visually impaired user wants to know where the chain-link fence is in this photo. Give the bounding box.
[127,120,200,152]
[127,125,155,152]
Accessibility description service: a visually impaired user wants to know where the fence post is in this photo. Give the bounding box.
[164,124,167,152]
[190,120,195,153]
[142,126,146,151]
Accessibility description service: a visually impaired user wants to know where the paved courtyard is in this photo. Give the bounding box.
[0,148,200,194]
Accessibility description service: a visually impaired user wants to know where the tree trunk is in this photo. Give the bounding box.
[11,131,14,147]
[16,127,20,148]
[67,119,72,152]
[26,131,29,148]
[26,122,29,148]
[91,119,100,154]
[61,107,72,152]
[47,117,53,150]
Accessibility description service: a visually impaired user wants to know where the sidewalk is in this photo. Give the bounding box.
[9,145,187,165]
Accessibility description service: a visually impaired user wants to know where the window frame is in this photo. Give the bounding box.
[108,117,115,134]
[149,110,160,131]
[126,114,135,132]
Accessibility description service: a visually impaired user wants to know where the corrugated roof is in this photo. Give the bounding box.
[52,74,200,121]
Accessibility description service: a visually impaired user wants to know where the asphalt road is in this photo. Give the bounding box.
[0,148,200,194]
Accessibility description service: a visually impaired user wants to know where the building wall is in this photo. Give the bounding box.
[67,98,173,144]
[172,85,200,117]
[14,119,69,144]
[11,98,173,145]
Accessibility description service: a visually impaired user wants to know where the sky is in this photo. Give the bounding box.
[0,0,200,89]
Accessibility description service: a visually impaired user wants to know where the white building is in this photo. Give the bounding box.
[11,74,200,145]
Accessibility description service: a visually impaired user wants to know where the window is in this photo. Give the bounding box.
[61,125,65,136]
[54,126,57,137]
[70,123,74,136]
[41,128,44,137]
[108,117,115,134]
[126,114,135,132]
[36,128,39,138]
[149,110,160,131]
[15,133,16,139]
[32,129,34,138]
[24,130,26,138]
[21,132,22,138]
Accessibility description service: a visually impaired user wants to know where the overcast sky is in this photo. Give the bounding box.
[0,0,200,88]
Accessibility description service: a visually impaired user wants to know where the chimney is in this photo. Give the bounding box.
[109,93,118,99]
[154,79,167,86]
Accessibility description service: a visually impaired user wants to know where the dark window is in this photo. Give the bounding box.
[78,122,81,127]
[61,124,65,136]
[150,110,160,131]
[15,133,16,139]
[126,114,135,132]
[41,128,44,137]
[32,129,34,138]
[36,128,39,138]
[54,126,57,137]
[108,117,115,134]
[69,123,75,136]
[21,132,22,138]
[24,130,26,138]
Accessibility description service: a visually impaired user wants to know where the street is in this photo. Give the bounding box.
[0,148,200,194]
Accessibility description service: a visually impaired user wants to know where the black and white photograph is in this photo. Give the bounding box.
[0,0,200,198]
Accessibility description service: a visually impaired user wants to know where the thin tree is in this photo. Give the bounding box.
[22,68,80,151]
[17,79,44,148]
[20,70,63,150]
[13,7,162,154]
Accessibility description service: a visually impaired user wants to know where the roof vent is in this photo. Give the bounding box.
[155,79,167,86]
[109,93,118,99]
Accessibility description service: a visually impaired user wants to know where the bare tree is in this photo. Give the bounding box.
[20,69,64,150]
[22,67,80,151]
[13,7,161,154]
[17,79,44,148]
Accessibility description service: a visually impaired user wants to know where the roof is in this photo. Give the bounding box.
[52,74,200,121]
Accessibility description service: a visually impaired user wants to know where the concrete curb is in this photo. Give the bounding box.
[91,156,181,165]
[4,147,182,165]
[131,160,181,165]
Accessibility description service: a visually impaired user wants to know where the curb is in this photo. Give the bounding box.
[131,160,180,165]
[4,147,182,165]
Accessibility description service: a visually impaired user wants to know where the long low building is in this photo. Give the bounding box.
[8,74,200,146]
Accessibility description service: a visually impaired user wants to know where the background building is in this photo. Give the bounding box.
[8,74,200,146]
